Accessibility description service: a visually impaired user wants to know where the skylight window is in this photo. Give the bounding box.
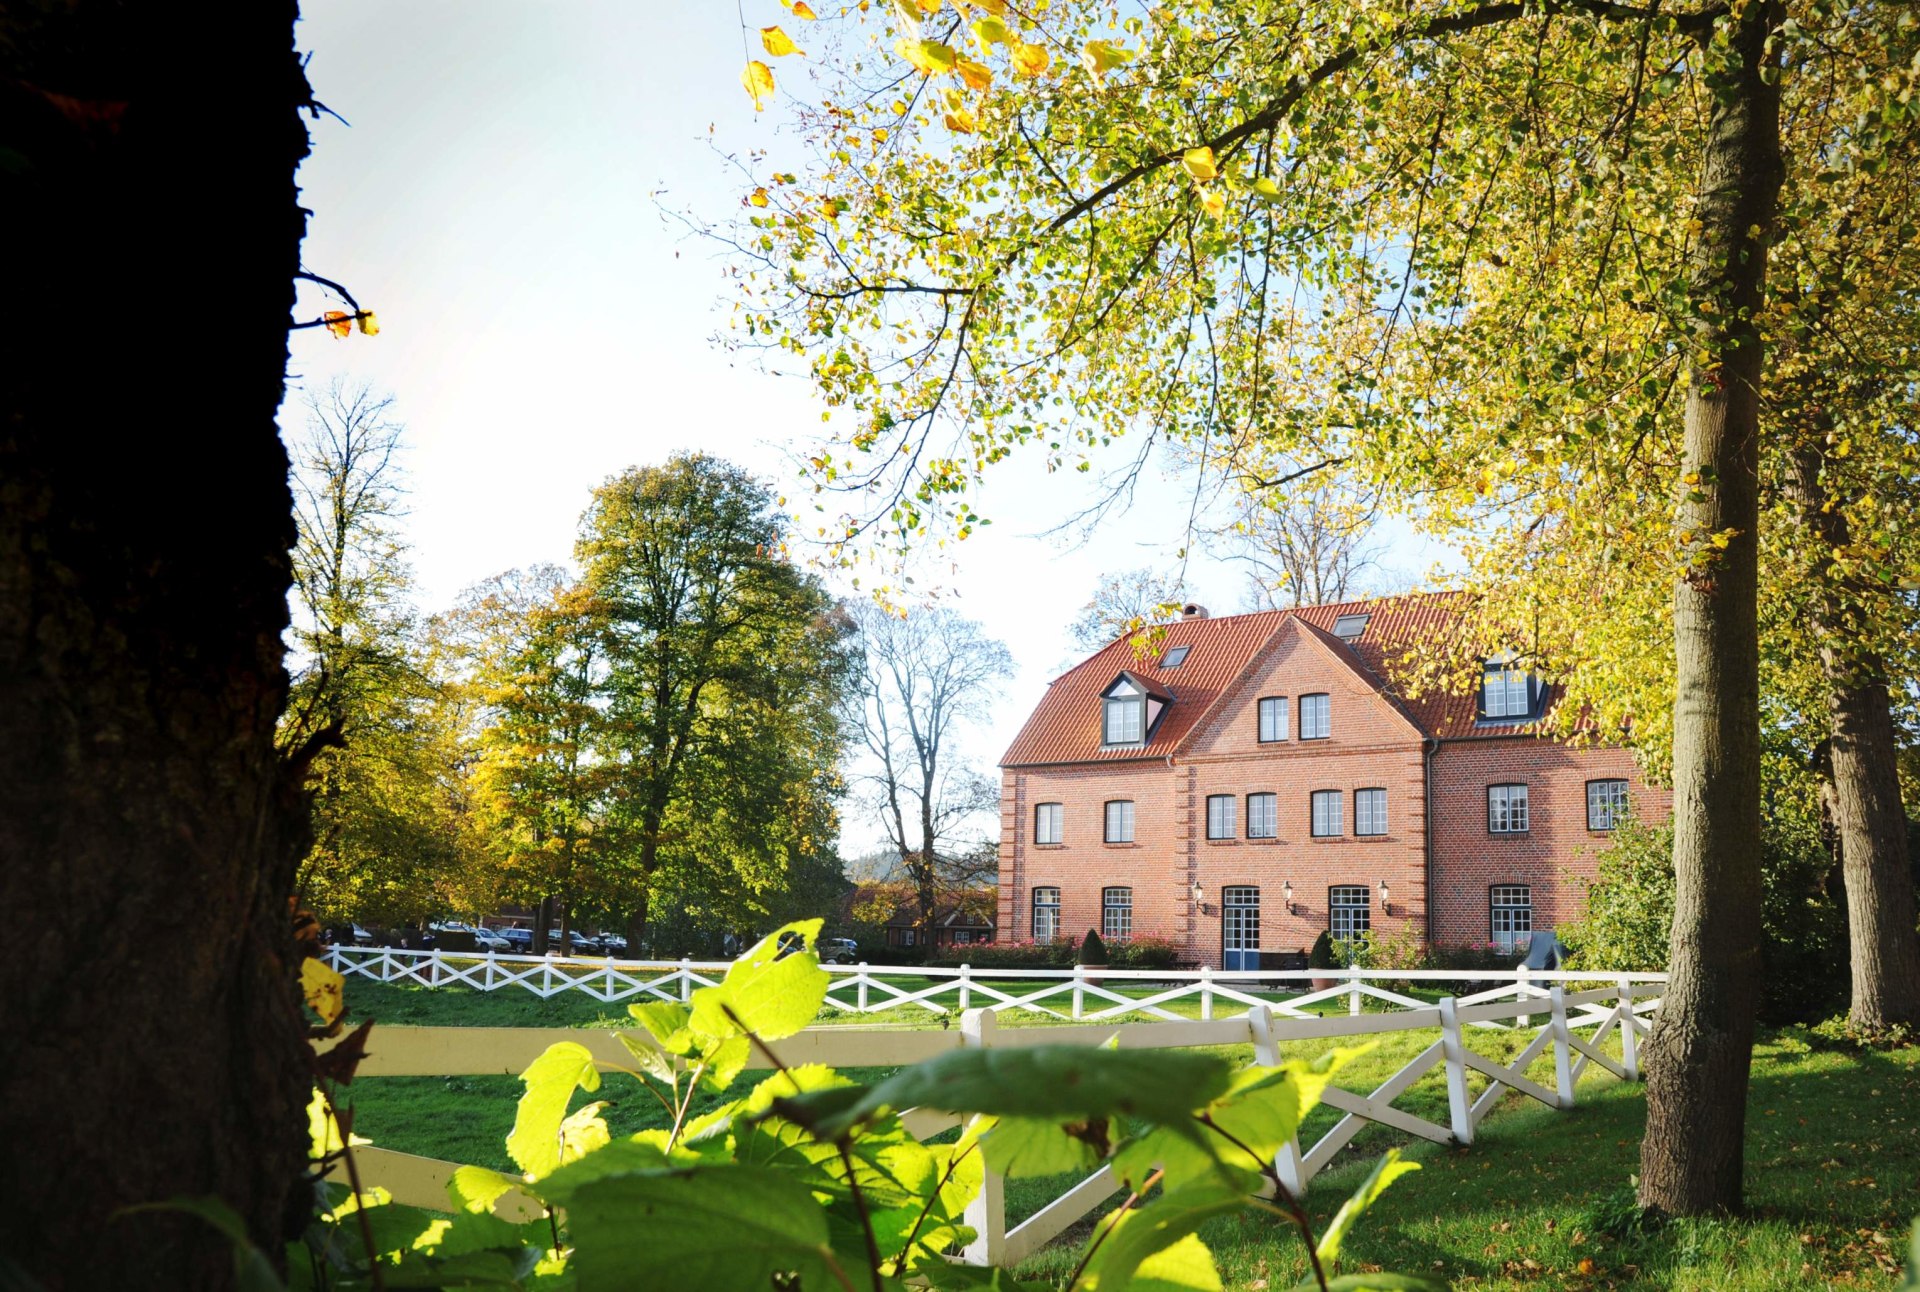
[1332,613,1370,640]
[1160,644,1190,668]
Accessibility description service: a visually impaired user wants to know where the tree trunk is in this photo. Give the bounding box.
[1789,445,1920,1028]
[533,894,553,956]
[0,2,313,1285]
[1638,5,1781,1218]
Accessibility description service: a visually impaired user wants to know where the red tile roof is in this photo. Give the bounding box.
[1000,591,1547,768]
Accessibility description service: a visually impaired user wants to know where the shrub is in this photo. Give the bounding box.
[1109,934,1182,970]
[1077,928,1108,965]
[927,939,1074,970]
[1308,930,1335,971]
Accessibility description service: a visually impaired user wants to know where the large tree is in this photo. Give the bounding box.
[848,602,1013,938]
[580,454,854,950]
[716,0,1917,1213]
[1066,566,1185,651]
[0,1,316,1282]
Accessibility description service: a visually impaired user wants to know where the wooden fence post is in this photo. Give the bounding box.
[959,964,971,1013]
[1250,1003,1307,1195]
[961,1009,1006,1266]
[1549,984,1574,1107]
[857,963,870,1013]
[1439,995,1474,1146]
[1200,965,1213,1021]
[1617,977,1639,1081]
[1072,964,1085,1020]
[679,957,693,1003]
[484,949,497,991]
[1516,966,1531,1029]
[1348,969,1362,1017]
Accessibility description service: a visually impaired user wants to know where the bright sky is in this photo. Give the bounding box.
[287,1,1446,854]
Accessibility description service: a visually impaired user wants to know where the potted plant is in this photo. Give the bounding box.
[1309,930,1338,992]
[1077,928,1108,988]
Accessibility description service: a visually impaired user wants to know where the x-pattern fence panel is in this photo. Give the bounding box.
[320,960,1661,1270]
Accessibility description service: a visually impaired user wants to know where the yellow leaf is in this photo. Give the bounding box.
[871,127,889,143]
[916,0,941,11]
[322,310,352,339]
[1182,146,1218,181]
[748,187,771,207]
[1011,41,1049,77]
[1198,186,1226,218]
[301,957,346,1025]
[956,58,993,91]
[760,25,802,57]
[356,311,379,336]
[790,0,818,16]
[944,107,977,133]
[896,37,958,75]
[972,0,1006,11]
[971,15,1012,46]
[1081,39,1135,80]
[741,60,776,110]
[1251,176,1281,200]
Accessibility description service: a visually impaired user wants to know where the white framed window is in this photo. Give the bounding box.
[1482,659,1533,719]
[1300,693,1331,740]
[1034,802,1064,845]
[1031,886,1061,942]
[1103,683,1144,745]
[1587,779,1630,831]
[1206,794,1237,840]
[1104,799,1135,843]
[1160,644,1190,668]
[1354,788,1388,837]
[1223,886,1260,961]
[1246,792,1278,839]
[1491,885,1533,952]
[1102,886,1133,941]
[1330,885,1371,941]
[1257,696,1289,743]
[1488,783,1530,834]
[1310,789,1343,838]
[1332,613,1370,640]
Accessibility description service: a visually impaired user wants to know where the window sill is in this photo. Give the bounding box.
[1353,833,1392,842]
[1103,841,1139,848]
[1245,836,1282,845]
[1033,843,1066,849]
[1308,835,1345,842]
[1488,831,1531,838]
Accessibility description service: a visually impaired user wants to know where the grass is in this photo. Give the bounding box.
[334,977,1920,1289]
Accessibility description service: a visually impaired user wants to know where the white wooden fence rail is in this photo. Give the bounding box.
[320,974,1661,1268]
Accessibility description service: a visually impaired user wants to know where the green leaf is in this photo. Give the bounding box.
[1075,1188,1241,1290]
[1316,1149,1421,1268]
[381,1247,544,1288]
[564,1165,836,1292]
[982,1116,1111,1178]
[1902,1218,1920,1290]
[629,1001,695,1055]
[777,1045,1233,1142]
[530,1132,676,1206]
[507,1041,600,1180]
[447,1165,520,1216]
[618,1030,679,1084]
[1131,1232,1223,1291]
[688,918,829,1044]
[700,1033,753,1092]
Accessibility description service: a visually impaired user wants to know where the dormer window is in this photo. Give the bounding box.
[1100,672,1171,747]
[1482,655,1535,720]
[1160,644,1190,668]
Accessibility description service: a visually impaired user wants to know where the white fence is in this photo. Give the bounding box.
[323,945,1662,1029]
[321,956,1663,1267]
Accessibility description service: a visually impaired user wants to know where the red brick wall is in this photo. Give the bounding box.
[1428,739,1671,948]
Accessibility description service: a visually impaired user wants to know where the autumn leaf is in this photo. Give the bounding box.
[741,60,775,110]
[972,0,1006,12]
[1182,146,1218,182]
[356,311,379,336]
[301,957,346,1025]
[749,187,771,207]
[971,15,1012,47]
[1081,40,1135,80]
[897,38,958,75]
[1011,42,1049,77]
[788,0,817,16]
[323,311,352,339]
[1198,187,1226,219]
[944,108,977,133]
[956,58,993,91]
[760,26,803,57]
[916,0,941,12]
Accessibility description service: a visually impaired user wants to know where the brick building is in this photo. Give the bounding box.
[997,594,1668,966]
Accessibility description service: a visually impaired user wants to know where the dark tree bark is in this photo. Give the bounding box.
[1789,445,1920,1030]
[1638,2,1782,1217]
[0,2,314,1285]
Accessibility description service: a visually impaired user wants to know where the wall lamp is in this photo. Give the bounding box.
[1378,879,1391,914]
[1189,879,1204,903]
[1282,880,1295,915]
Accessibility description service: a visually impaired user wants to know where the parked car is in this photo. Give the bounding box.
[471,928,513,953]
[497,927,534,953]
[547,929,599,958]
[821,937,860,965]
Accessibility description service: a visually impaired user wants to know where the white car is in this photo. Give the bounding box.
[821,937,861,965]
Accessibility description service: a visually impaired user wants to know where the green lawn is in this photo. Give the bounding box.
[334,978,1919,1290]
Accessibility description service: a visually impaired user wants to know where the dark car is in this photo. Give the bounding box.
[498,927,534,953]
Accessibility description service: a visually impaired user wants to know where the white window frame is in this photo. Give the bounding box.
[1491,885,1533,952]
[1104,799,1136,844]
[1034,802,1064,845]
[1257,696,1290,743]
[1206,794,1236,840]
[1102,886,1133,941]
[1587,779,1629,831]
[1354,788,1388,837]
[1488,783,1530,834]
[1223,885,1260,956]
[1031,886,1061,942]
[1246,792,1278,839]
[1482,660,1533,719]
[1310,789,1343,838]
[1103,688,1144,745]
[1300,693,1332,740]
[1330,885,1371,941]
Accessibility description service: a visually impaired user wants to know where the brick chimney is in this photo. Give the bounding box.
[1181,603,1209,619]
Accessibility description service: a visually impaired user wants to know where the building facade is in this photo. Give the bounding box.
[997,595,1668,966]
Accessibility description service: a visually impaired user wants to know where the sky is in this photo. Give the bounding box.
[287,1,1447,853]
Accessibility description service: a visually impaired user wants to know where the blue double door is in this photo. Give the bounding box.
[1222,885,1260,971]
